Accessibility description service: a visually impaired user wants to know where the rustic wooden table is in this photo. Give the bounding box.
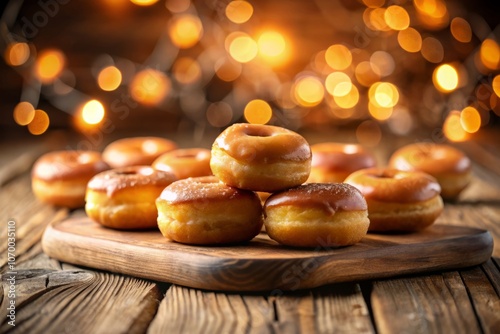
[1,129,499,333]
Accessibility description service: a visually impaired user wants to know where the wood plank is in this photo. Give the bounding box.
[147,285,274,333]
[0,206,68,269]
[438,204,500,257]
[371,273,481,333]
[272,291,315,333]
[0,269,162,333]
[481,259,500,299]
[460,266,500,334]
[42,216,493,291]
[313,284,374,333]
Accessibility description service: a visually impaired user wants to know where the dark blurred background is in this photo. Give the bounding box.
[1,0,499,146]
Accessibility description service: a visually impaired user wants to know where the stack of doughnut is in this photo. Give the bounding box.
[158,123,370,247]
[31,124,471,246]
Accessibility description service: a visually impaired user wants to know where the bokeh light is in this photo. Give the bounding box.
[370,51,395,77]
[225,1,253,24]
[368,103,393,121]
[355,61,380,87]
[460,106,481,133]
[333,84,359,109]
[4,42,30,66]
[35,49,65,83]
[294,76,324,107]
[13,102,35,126]
[443,111,467,142]
[325,44,352,70]
[325,72,352,96]
[369,82,399,108]
[97,66,122,91]
[415,0,449,29]
[384,5,410,31]
[27,109,50,135]
[173,57,202,85]
[398,28,422,53]
[168,14,203,49]
[367,8,390,31]
[228,34,258,63]
[421,37,444,63]
[82,100,105,125]
[257,31,286,60]
[493,75,500,98]
[130,0,159,6]
[433,64,459,92]
[214,57,242,81]
[166,0,190,13]
[130,69,171,105]
[450,17,472,43]
[362,0,384,8]
[244,99,273,124]
[480,39,500,70]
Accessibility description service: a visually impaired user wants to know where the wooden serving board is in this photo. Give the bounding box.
[42,215,493,292]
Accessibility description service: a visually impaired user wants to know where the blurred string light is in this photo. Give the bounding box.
[0,0,499,142]
[97,66,122,91]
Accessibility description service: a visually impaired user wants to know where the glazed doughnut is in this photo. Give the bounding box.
[156,176,263,245]
[345,168,443,232]
[388,143,471,200]
[210,123,312,192]
[307,143,376,183]
[264,183,369,248]
[85,166,177,229]
[103,136,177,168]
[32,150,109,208]
[152,148,212,179]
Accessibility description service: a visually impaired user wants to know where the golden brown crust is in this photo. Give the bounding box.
[389,143,471,175]
[344,168,441,203]
[308,143,376,183]
[156,176,263,245]
[345,168,443,232]
[265,183,368,213]
[87,166,177,197]
[388,143,471,199]
[365,196,443,232]
[214,123,311,163]
[210,123,312,192]
[152,148,212,179]
[32,150,109,181]
[102,136,177,168]
[263,183,369,248]
[31,150,109,208]
[158,176,251,203]
[85,166,177,229]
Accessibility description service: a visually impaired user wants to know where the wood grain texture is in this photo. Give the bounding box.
[0,268,162,334]
[371,273,481,334]
[2,130,500,332]
[460,265,500,333]
[42,215,493,292]
[0,172,69,269]
[148,285,274,333]
[313,284,375,334]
